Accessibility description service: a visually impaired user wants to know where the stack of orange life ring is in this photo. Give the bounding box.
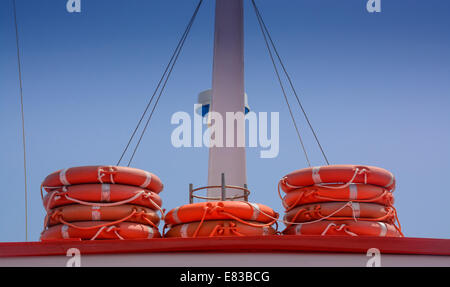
[40,165,164,240]
[279,165,403,237]
[164,201,279,238]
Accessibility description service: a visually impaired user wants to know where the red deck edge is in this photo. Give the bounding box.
[1,236,450,258]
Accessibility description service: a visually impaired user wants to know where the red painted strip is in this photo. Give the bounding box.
[0,236,450,258]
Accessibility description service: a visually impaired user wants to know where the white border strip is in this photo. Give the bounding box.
[140,172,152,188]
[91,206,101,221]
[295,224,303,235]
[61,225,69,239]
[147,226,154,239]
[351,202,361,218]
[180,224,189,238]
[349,184,358,200]
[386,172,395,188]
[378,222,388,237]
[172,207,181,224]
[312,167,322,184]
[59,168,70,186]
[101,184,110,202]
[248,203,261,221]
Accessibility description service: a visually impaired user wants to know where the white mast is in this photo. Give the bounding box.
[207,0,246,200]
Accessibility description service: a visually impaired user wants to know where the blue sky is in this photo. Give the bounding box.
[1,0,449,242]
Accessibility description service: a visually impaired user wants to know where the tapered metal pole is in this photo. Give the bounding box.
[207,0,246,200]
[221,173,226,201]
[189,183,194,204]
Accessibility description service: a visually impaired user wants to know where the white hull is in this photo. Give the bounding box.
[2,252,450,267]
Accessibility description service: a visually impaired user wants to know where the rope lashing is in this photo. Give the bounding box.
[208,223,245,238]
[290,204,396,224]
[192,206,211,238]
[43,210,139,240]
[249,198,403,236]
[321,223,358,237]
[57,209,137,231]
[310,189,391,205]
[281,168,369,191]
[168,203,279,238]
[40,183,61,201]
[274,166,403,234]
[98,167,116,184]
[283,201,354,230]
[44,190,164,219]
[90,225,124,241]
[392,208,404,236]
[278,168,366,209]
[283,188,392,211]
[279,168,394,211]
[282,189,312,211]
[46,207,159,230]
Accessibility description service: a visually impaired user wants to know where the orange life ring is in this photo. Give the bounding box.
[42,166,163,193]
[165,201,278,225]
[46,204,160,227]
[41,221,160,240]
[280,165,395,193]
[164,220,277,238]
[42,183,162,210]
[282,184,394,210]
[283,220,401,237]
[284,202,395,224]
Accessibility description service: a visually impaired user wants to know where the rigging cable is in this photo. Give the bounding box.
[12,0,28,241]
[251,0,311,167]
[126,0,203,166]
[251,0,330,166]
[118,0,204,166]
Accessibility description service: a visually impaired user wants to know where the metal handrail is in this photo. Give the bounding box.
[189,173,249,203]
[189,184,250,203]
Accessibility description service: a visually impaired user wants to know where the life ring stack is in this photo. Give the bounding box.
[40,166,164,240]
[279,165,403,237]
[164,178,279,238]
